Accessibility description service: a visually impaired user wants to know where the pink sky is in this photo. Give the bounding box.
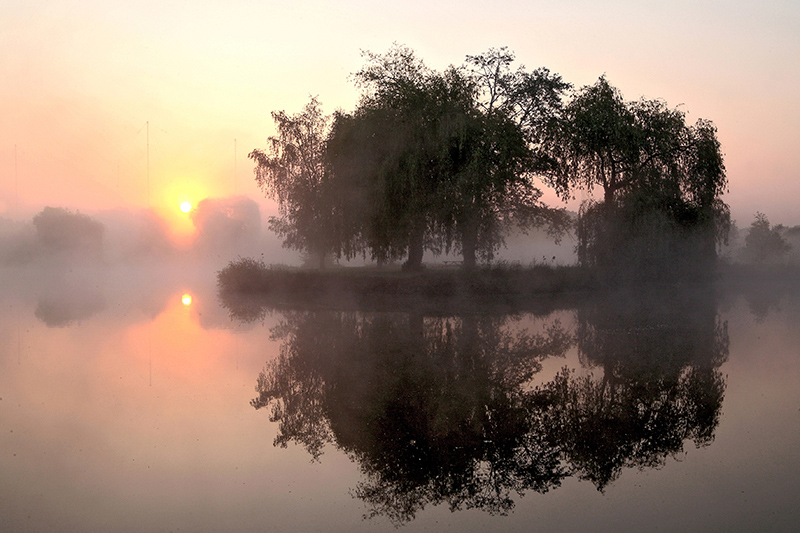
[2,0,799,226]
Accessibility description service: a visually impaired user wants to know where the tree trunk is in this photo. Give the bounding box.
[603,187,615,212]
[404,221,425,271]
[461,217,478,271]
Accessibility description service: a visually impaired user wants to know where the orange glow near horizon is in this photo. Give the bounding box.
[149,180,210,248]
[122,292,233,383]
[1,3,799,225]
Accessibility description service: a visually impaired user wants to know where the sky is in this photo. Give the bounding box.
[1,0,799,227]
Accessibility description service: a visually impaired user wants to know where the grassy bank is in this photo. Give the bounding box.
[217,257,800,316]
[218,258,595,315]
[218,258,593,295]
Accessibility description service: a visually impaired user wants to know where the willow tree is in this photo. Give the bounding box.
[249,97,356,268]
[440,48,572,268]
[543,77,729,278]
[340,45,449,269]
[329,45,571,269]
[327,46,440,268]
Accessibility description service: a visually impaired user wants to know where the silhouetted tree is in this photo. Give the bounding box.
[250,97,350,269]
[424,48,571,268]
[329,45,570,269]
[544,77,729,279]
[32,206,104,257]
[328,46,438,268]
[742,212,791,264]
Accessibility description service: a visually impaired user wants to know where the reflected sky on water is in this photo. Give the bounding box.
[1,266,799,531]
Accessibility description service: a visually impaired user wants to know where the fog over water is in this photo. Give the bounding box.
[3,1,800,527]
[1,214,799,531]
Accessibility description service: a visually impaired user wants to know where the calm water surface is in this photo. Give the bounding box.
[2,264,799,532]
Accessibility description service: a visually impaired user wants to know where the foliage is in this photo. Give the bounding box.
[328,50,441,266]
[250,49,728,278]
[742,212,791,264]
[544,77,729,278]
[32,206,104,255]
[249,97,349,269]
[191,196,261,249]
[328,45,571,269]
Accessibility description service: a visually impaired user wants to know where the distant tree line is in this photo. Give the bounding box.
[251,45,731,278]
[33,206,105,255]
[740,212,792,264]
[0,199,267,266]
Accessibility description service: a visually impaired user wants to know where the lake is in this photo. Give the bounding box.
[2,262,799,532]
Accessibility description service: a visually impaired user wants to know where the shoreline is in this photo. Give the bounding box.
[217,259,800,316]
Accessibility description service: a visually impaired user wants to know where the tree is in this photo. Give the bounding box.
[329,45,571,269]
[742,212,791,264]
[190,196,261,251]
[249,97,348,269]
[334,45,449,269]
[327,96,438,267]
[438,48,571,268]
[32,206,104,257]
[544,77,729,278]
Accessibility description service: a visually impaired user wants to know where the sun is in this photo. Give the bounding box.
[181,294,192,306]
[180,201,193,213]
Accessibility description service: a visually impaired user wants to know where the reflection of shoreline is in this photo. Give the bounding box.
[218,265,592,318]
[219,276,721,320]
[248,290,729,524]
[0,260,234,330]
[219,262,800,325]
[218,261,800,316]
[35,291,107,327]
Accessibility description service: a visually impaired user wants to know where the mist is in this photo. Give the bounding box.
[0,195,301,333]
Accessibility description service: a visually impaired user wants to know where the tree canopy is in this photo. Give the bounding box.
[742,212,791,264]
[540,76,729,279]
[250,46,728,276]
[32,206,104,256]
[249,97,349,269]
[326,45,571,269]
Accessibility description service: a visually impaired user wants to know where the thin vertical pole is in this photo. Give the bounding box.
[234,138,237,194]
[146,121,150,206]
[14,144,18,215]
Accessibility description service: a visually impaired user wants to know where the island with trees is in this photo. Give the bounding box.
[217,44,792,306]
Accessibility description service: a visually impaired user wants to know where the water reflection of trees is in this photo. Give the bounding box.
[551,289,728,490]
[35,291,106,327]
[246,293,728,524]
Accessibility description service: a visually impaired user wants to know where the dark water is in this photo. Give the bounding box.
[2,266,799,531]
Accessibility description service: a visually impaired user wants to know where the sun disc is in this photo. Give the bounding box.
[181,294,192,306]
[180,201,192,213]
